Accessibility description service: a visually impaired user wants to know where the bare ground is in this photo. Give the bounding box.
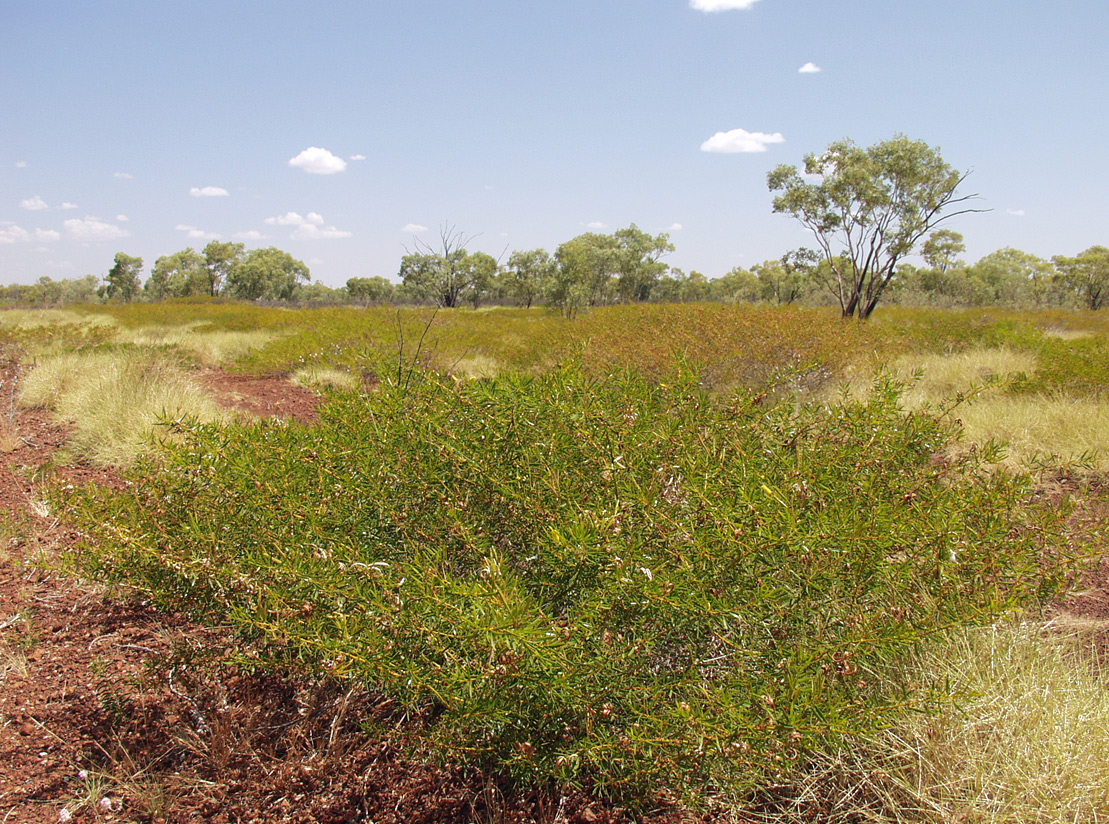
[0,363,1104,824]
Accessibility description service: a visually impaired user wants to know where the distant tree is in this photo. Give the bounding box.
[613,224,674,303]
[551,233,621,317]
[707,266,760,303]
[463,251,499,309]
[60,274,101,305]
[346,276,395,305]
[202,241,245,297]
[146,248,207,300]
[106,252,143,303]
[970,247,1054,306]
[768,134,979,319]
[921,229,966,275]
[504,249,556,308]
[1053,245,1109,310]
[398,225,483,308]
[226,247,310,301]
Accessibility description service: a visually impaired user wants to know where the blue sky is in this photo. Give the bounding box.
[3,0,1107,288]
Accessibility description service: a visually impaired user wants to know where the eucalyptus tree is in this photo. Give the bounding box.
[225,247,310,301]
[146,248,207,300]
[921,229,966,275]
[202,241,245,297]
[504,249,556,308]
[768,135,978,319]
[1053,246,1109,310]
[398,225,487,308]
[105,252,143,303]
[613,224,674,302]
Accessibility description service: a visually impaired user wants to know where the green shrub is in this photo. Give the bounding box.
[62,364,1073,805]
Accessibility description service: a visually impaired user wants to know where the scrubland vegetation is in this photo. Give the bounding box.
[2,299,1107,820]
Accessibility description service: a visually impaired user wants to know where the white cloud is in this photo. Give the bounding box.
[116,214,129,222]
[690,0,759,10]
[19,195,48,211]
[14,161,28,169]
[401,223,429,233]
[0,223,29,244]
[175,224,221,241]
[190,186,230,197]
[265,211,324,227]
[799,62,822,73]
[64,217,130,242]
[666,223,683,231]
[113,172,133,179]
[700,128,785,153]
[288,147,347,175]
[349,154,366,161]
[35,229,61,242]
[234,230,266,241]
[59,202,78,210]
[1007,208,1026,217]
[266,211,349,240]
[586,221,608,230]
[293,224,352,240]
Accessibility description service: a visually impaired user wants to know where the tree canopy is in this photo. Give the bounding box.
[768,134,978,319]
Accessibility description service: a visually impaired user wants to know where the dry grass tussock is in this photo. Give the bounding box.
[114,323,282,367]
[291,366,360,391]
[0,309,116,331]
[957,394,1109,471]
[837,348,1037,409]
[833,347,1109,470]
[761,621,1109,823]
[18,348,228,466]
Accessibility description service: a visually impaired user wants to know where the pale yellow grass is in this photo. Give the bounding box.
[833,348,1108,469]
[115,325,281,367]
[957,394,1109,471]
[18,349,228,466]
[837,348,1036,409]
[292,367,359,391]
[763,622,1109,823]
[0,309,116,331]
[887,622,1109,823]
[450,354,501,379]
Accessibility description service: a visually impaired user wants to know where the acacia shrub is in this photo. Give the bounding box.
[63,364,1072,804]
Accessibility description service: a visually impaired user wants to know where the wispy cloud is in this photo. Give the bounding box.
[59,202,78,210]
[116,214,129,222]
[19,195,48,211]
[0,222,60,244]
[586,221,608,230]
[288,147,348,175]
[690,0,759,11]
[1007,209,1026,217]
[113,171,133,179]
[175,224,221,241]
[666,223,683,231]
[798,62,821,73]
[266,211,351,240]
[64,216,130,242]
[14,161,28,169]
[233,230,266,241]
[190,186,229,197]
[349,154,366,161]
[401,223,429,233]
[700,128,784,153]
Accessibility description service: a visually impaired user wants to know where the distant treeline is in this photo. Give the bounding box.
[3,227,1106,313]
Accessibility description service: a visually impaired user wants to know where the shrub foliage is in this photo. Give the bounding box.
[64,364,1071,803]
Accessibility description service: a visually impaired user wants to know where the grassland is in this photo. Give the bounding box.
[2,300,1107,820]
